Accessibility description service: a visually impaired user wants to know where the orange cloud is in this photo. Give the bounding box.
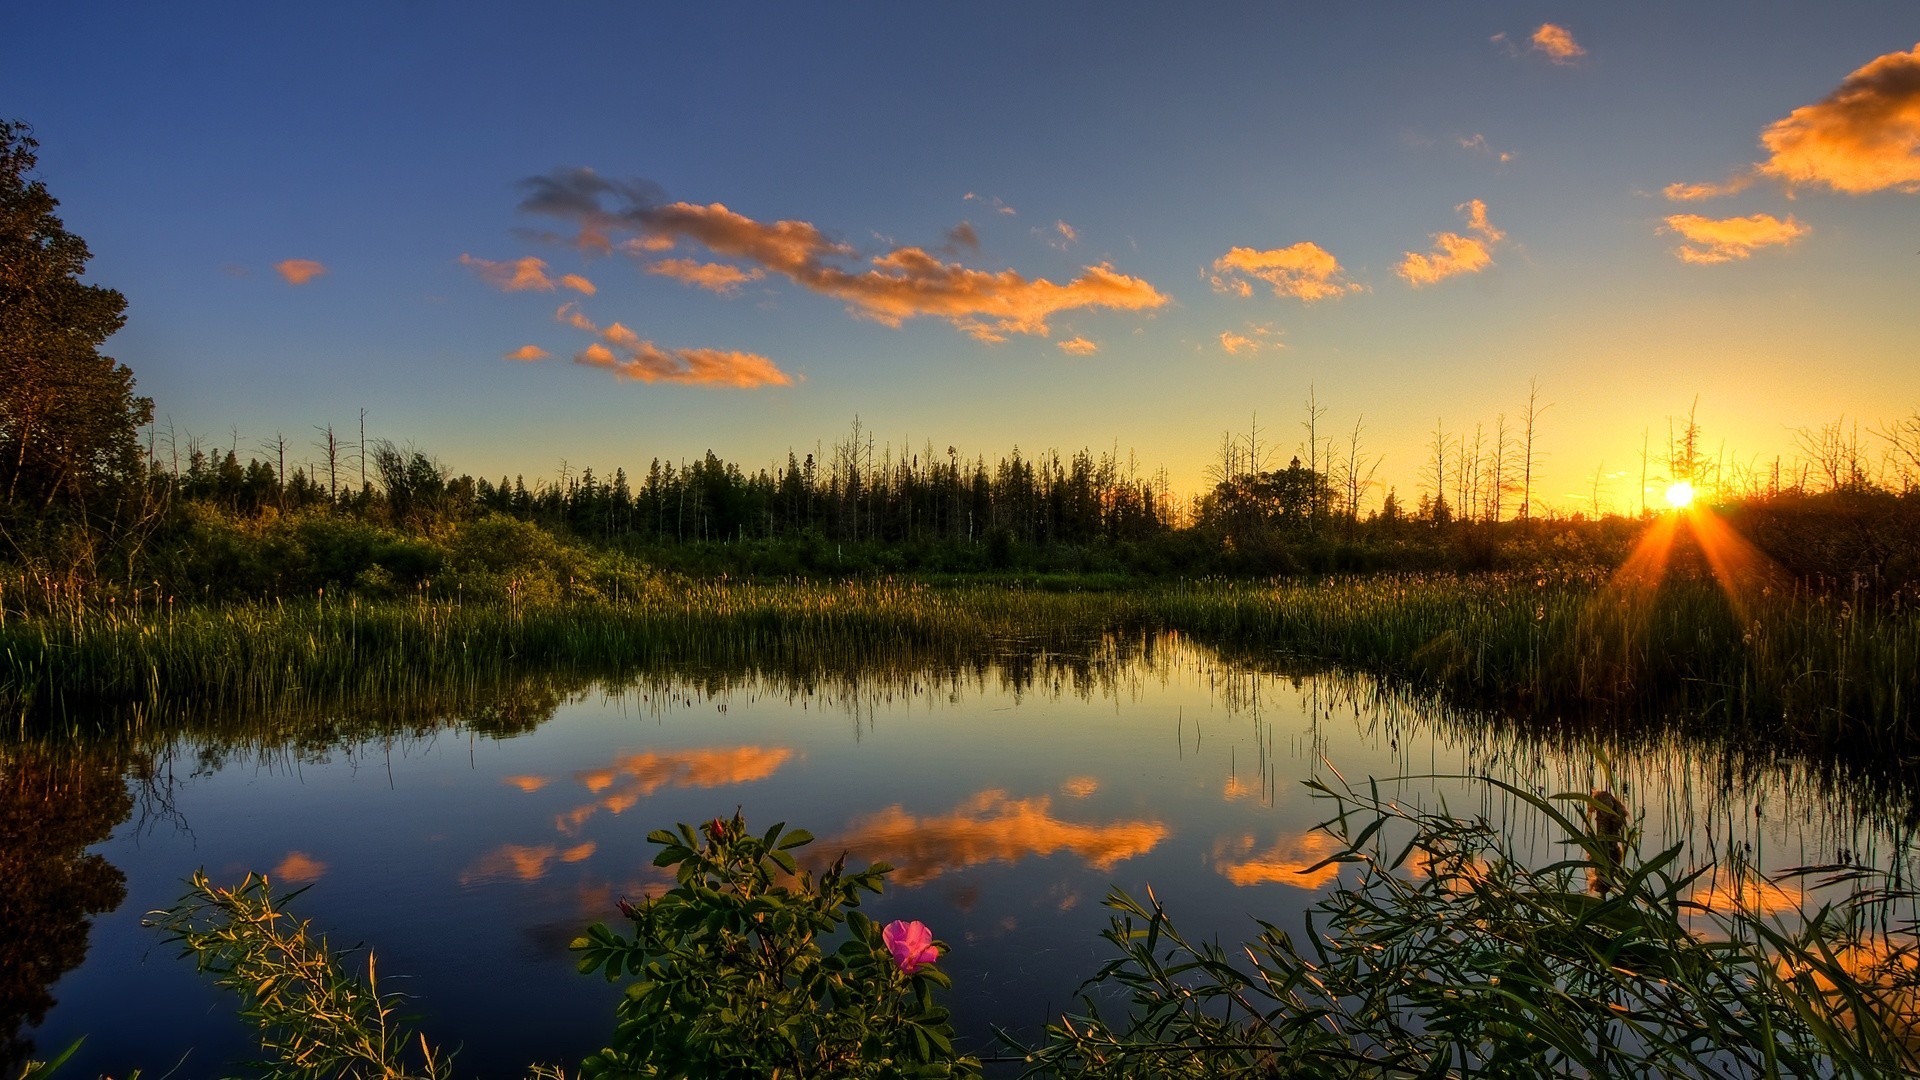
[503,345,550,362]
[574,338,792,388]
[559,273,597,295]
[1662,177,1754,201]
[271,851,328,884]
[1531,23,1586,64]
[459,842,597,886]
[1666,44,1920,200]
[1056,336,1098,356]
[1212,830,1344,889]
[515,173,1165,342]
[1661,212,1810,263]
[556,303,795,388]
[647,258,767,294]
[274,259,326,286]
[1218,322,1280,356]
[1755,43,1920,194]
[461,254,556,292]
[826,790,1167,886]
[503,774,550,790]
[560,746,796,834]
[1397,199,1503,286]
[1687,871,1805,916]
[1060,776,1099,798]
[1209,241,1361,302]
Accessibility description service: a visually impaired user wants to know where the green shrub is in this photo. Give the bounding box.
[572,812,978,1078]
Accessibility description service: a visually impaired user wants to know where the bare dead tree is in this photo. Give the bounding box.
[1520,378,1550,520]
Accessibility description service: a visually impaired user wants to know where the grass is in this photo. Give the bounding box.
[3,571,1915,764]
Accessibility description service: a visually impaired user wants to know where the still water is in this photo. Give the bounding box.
[14,633,1916,1075]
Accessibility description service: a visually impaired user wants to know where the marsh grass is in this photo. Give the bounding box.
[4,572,1915,761]
[1014,775,1920,1078]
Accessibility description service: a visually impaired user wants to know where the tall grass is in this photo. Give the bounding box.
[4,572,1915,760]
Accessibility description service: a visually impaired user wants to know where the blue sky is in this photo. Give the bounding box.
[6,3,1916,510]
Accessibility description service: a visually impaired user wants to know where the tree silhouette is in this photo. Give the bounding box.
[0,120,153,546]
[0,746,131,1071]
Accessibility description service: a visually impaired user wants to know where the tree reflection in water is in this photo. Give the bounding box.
[0,746,130,1071]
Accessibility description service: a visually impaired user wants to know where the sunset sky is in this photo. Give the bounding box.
[5,4,1916,512]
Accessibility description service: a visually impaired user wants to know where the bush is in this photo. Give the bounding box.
[572,812,977,1078]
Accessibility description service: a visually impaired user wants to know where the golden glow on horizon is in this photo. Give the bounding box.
[1664,480,1696,509]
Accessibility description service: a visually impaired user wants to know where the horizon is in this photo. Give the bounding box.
[5,4,1916,515]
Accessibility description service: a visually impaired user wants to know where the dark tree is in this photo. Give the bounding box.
[0,120,152,535]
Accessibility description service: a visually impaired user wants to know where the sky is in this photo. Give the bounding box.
[5,3,1917,513]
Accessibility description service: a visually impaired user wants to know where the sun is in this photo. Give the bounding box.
[1664,480,1696,510]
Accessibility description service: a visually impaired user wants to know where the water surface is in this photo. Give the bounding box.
[13,633,1915,1075]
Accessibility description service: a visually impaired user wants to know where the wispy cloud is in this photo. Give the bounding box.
[1458,133,1515,164]
[1531,23,1586,65]
[516,170,1167,342]
[1056,336,1098,355]
[504,344,550,361]
[1397,200,1503,287]
[1210,241,1362,302]
[1662,177,1753,201]
[461,254,556,291]
[1212,830,1344,889]
[559,273,596,295]
[1218,322,1281,356]
[1667,43,1920,199]
[646,258,767,294]
[556,303,794,387]
[822,790,1167,887]
[459,842,597,886]
[1661,212,1809,263]
[1037,220,1078,251]
[963,192,1018,216]
[274,258,326,285]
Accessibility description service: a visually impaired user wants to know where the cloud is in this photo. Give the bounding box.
[646,258,767,294]
[1663,177,1754,201]
[1037,220,1078,251]
[1209,241,1362,302]
[271,851,328,884]
[1060,776,1099,798]
[1056,336,1099,355]
[274,259,327,285]
[459,842,597,886]
[1458,133,1515,164]
[1754,43,1920,194]
[1531,23,1586,64]
[560,746,797,836]
[964,192,1018,216]
[503,774,549,791]
[554,303,795,387]
[559,273,596,295]
[825,790,1168,886]
[942,222,981,254]
[1397,199,1503,286]
[515,172,1167,341]
[1218,322,1281,356]
[461,253,556,292]
[1666,44,1920,200]
[1212,830,1344,889]
[504,345,551,362]
[1661,212,1810,263]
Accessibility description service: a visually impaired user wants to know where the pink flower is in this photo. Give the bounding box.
[882,919,940,975]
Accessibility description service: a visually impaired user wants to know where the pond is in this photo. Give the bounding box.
[10,631,1917,1075]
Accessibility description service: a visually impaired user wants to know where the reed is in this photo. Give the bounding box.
[4,572,1915,761]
